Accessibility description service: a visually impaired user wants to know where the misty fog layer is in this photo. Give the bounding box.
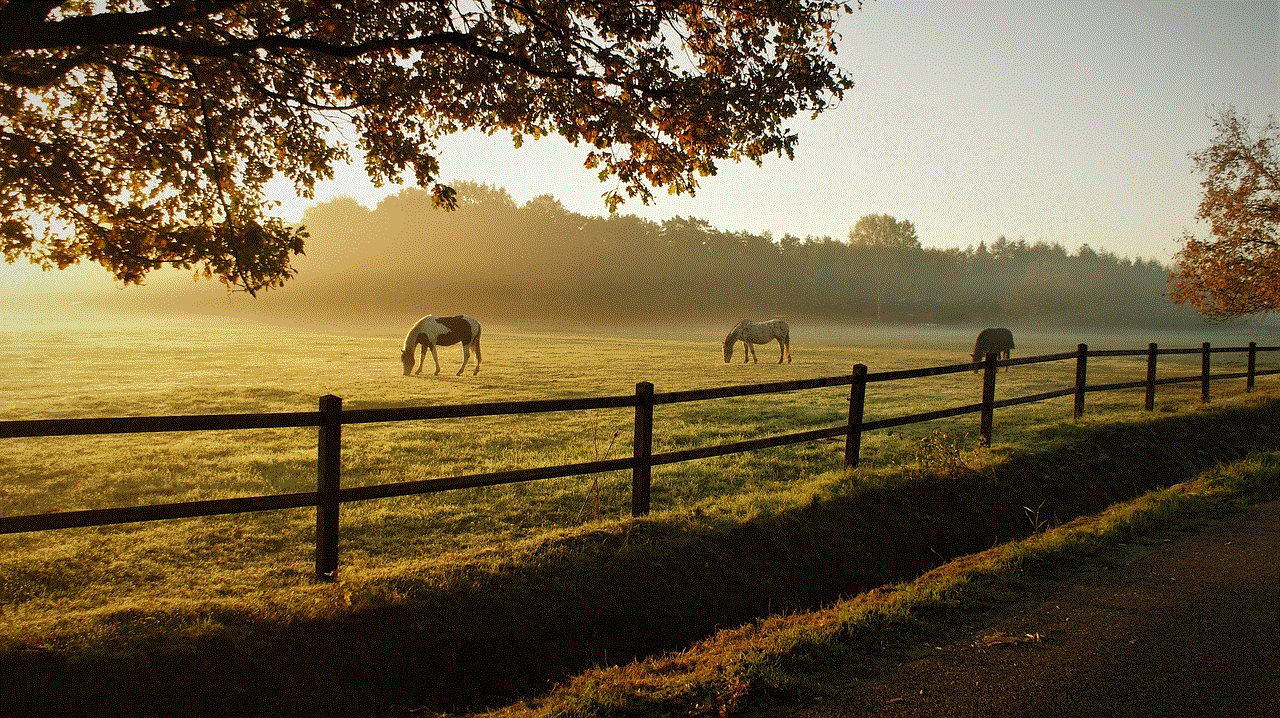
[26,182,1206,329]
[259,183,1190,328]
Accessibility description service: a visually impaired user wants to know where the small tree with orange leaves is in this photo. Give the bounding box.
[1170,108,1279,318]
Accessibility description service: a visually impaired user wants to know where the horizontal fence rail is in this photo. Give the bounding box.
[2,341,1277,578]
[0,411,321,439]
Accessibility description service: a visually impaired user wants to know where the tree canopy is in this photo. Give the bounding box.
[847,213,920,249]
[1170,107,1280,317]
[0,0,856,294]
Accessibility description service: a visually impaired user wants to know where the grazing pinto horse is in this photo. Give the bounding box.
[401,315,482,376]
[723,319,792,364]
[970,327,1014,373]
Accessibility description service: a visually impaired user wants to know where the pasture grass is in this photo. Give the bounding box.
[0,311,1277,711]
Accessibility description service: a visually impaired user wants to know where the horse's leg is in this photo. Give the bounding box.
[472,338,482,375]
[429,344,442,375]
[747,341,758,363]
[415,345,426,375]
[457,344,470,375]
[777,337,785,364]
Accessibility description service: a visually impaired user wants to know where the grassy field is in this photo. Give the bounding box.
[0,308,1275,656]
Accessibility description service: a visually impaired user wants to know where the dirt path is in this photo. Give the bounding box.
[767,500,1280,718]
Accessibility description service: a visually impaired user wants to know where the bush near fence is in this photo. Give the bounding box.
[1,341,1276,578]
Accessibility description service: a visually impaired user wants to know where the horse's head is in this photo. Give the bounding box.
[723,322,743,362]
[401,347,416,375]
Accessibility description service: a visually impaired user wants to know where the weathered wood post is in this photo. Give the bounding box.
[1073,343,1088,419]
[1247,341,1257,392]
[979,352,997,447]
[845,364,867,468]
[1201,342,1211,403]
[632,381,654,517]
[1144,342,1158,411]
[315,394,342,579]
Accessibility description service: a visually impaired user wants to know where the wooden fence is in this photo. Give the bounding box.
[2,341,1276,578]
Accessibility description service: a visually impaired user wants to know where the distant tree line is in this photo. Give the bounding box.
[287,182,1200,327]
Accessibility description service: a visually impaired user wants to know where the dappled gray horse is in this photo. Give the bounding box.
[723,319,792,364]
[971,327,1014,372]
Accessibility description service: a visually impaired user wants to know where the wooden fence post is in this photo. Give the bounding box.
[632,381,654,517]
[1201,342,1211,403]
[1073,343,1088,419]
[1144,342,1158,411]
[315,394,342,580]
[1247,341,1257,392]
[845,364,867,468]
[979,352,997,447]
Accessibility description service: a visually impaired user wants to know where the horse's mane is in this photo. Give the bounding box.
[402,315,428,352]
[724,319,748,347]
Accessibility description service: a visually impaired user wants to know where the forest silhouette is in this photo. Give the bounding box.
[266,182,1197,328]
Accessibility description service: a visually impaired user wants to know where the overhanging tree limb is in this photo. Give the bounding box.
[1,0,857,294]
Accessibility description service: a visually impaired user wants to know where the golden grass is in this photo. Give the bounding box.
[0,312,1274,655]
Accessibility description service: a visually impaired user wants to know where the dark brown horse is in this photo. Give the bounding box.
[970,327,1014,372]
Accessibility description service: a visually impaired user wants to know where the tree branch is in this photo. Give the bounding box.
[0,1,241,52]
[3,4,672,95]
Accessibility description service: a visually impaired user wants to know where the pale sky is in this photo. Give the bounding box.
[3,1,1277,295]
[263,0,1277,265]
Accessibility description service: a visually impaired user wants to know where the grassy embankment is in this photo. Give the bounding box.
[1,316,1276,714]
[491,433,1280,718]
